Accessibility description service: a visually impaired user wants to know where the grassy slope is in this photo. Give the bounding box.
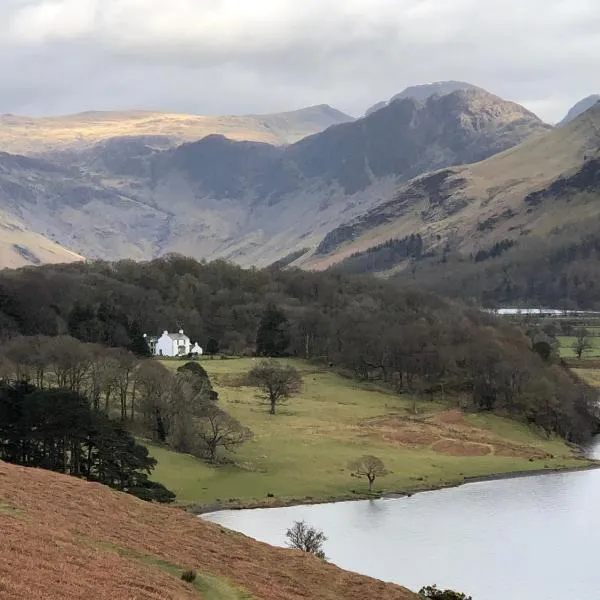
[0,461,417,600]
[0,213,84,269]
[148,358,587,509]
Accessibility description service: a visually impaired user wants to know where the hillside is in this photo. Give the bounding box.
[0,211,83,268]
[559,95,600,125]
[305,102,600,288]
[0,88,550,268]
[0,105,353,155]
[0,460,418,600]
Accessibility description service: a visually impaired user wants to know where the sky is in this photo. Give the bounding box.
[1,0,599,123]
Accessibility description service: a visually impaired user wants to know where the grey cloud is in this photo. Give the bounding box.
[0,0,599,121]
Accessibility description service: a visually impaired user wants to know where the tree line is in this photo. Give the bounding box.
[0,335,251,463]
[0,381,174,502]
[1,255,598,442]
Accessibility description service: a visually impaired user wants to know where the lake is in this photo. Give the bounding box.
[203,441,600,600]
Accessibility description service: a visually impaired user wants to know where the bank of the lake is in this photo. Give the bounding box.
[203,438,600,600]
[148,358,593,511]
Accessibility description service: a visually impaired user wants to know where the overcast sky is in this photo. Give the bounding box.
[1,0,598,122]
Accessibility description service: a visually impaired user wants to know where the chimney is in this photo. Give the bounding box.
[179,329,184,335]
[163,330,168,335]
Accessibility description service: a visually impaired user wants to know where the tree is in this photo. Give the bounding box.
[206,337,220,357]
[349,455,388,491]
[247,359,302,415]
[0,382,174,503]
[572,327,591,359]
[195,403,252,462]
[285,520,327,559]
[419,585,472,600]
[256,304,290,357]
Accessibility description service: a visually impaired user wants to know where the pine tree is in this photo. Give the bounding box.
[256,304,290,357]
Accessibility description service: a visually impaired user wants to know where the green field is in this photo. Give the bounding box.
[558,334,600,358]
[147,358,589,509]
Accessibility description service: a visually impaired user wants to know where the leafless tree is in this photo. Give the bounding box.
[573,328,592,360]
[194,403,252,462]
[247,359,302,415]
[285,521,327,559]
[349,455,389,491]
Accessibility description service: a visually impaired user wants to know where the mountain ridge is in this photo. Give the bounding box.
[0,87,551,269]
[559,95,600,125]
[0,104,353,156]
[307,102,600,277]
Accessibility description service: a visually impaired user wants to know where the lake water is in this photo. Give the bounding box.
[203,440,600,600]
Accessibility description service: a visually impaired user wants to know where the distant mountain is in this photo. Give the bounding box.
[0,88,550,269]
[310,102,600,303]
[365,81,482,115]
[0,104,353,156]
[559,95,600,125]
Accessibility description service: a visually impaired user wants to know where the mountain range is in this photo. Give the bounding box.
[0,83,599,294]
[0,85,552,268]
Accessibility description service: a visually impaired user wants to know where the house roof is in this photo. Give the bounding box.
[167,333,189,341]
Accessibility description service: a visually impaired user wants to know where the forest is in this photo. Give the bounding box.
[0,255,598,443]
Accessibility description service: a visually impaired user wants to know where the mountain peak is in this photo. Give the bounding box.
[559,95,600,126]
[365,81,482,116]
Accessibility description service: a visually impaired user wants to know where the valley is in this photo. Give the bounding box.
[148,357,589,511]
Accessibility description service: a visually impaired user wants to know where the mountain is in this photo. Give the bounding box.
[365,81,482,115]
[0,460,418,600]
[0,104,353,156]
[308,102,600,306]
[0,87,550,269]
[559,95,600,125]
[0,212,83,269]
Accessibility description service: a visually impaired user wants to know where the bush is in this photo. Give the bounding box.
[181,570,197,583]
[419,584,472,599]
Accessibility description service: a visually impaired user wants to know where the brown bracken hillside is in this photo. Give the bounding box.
[0,461,418,600]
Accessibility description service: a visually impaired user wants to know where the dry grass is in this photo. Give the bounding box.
[365,410,550,460]
[0,461,418,600]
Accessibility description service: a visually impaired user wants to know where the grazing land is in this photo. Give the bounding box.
[558,332,600,359]
[0,460,417,600]
[147,358,588,510]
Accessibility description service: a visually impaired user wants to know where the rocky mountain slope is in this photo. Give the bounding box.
[0,87,551,268]
[0,104,353,156]
[559,95,600,125]
[365,80,482,115]
[0,460,418,600]
[307,102,600,278]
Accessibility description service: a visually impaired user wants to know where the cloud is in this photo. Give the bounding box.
[0,0,599,121]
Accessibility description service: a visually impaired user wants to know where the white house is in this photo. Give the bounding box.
[145,330,191,357]
[191,343,203,356]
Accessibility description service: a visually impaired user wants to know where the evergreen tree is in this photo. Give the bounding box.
[206,337,220,356]
[127,320,152,357]
[256,304,290,357]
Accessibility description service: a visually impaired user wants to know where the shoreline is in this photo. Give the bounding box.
[191,459,600,515]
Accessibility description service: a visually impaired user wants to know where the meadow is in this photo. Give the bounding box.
[147,358,587,509]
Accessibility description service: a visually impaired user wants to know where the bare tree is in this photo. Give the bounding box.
[135,360,175,442]
[194,403,252,462]
[349,455,389,491]
[285,521,327,559]
[572,328,592,360]
[247,359,302,415]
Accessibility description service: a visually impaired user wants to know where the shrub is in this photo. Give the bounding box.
[181,570,197,583]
